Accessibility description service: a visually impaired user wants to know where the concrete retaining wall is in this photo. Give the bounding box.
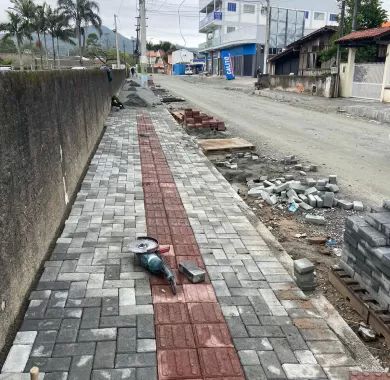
[257,74,337,98]
[0,69,125,355]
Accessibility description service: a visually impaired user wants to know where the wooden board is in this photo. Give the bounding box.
[329,267,390,345]
[197,138,255,153]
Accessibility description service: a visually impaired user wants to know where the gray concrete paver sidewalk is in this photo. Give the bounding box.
[0,84,382,380]
[1,104,156,379]
[147,103,381,379]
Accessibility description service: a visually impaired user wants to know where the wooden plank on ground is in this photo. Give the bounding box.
[328,268,370,323]
[197,138,255,153]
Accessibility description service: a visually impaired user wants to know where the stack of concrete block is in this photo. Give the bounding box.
[294,258,316,291]
[340,200,390,310]
[182,108,226,131]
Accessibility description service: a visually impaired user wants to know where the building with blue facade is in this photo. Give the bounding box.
[198,0,339,77]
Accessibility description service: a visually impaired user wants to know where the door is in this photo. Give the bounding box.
[352,63,385,100]
[243,55,254,76]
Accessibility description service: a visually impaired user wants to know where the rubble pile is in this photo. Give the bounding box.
[340,200,390,309]
[242,154,364,224]
[171,108,226,131]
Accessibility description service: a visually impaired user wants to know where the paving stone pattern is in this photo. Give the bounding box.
[137,112,244,380]
[1,88,363,380]
[1,107,156,379]
[146,106,363,380]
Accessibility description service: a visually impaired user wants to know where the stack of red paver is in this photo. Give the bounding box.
[171,109,226,131]
[184,108,226,131]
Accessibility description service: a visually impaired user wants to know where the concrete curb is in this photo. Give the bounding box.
[254,89,390,125]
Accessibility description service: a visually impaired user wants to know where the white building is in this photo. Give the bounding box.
[199,0,339,76]
[172,49,195,64]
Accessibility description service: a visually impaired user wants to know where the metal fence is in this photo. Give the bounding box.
[352,63,385,100]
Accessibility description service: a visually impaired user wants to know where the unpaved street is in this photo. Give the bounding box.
[154,75,390,206]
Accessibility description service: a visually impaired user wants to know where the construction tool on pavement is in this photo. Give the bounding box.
[129,237,177,294]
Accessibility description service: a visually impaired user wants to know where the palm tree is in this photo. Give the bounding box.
[57,0,102,64]
[45,5,60,67]
[31,4,47,69]
[0,11,28,69]
[9,0,35,45]
[9,0,36,68]
[53,13,75,68]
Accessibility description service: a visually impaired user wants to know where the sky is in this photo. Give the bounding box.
[0,0,203,47]
[1,0,390,48]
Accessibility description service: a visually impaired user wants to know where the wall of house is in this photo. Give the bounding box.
[264,74,336,97]
[0,69,125,356]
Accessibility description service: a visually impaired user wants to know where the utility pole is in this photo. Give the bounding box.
[135,16,140,64]
[334,0,346,97]
[139,0,147,72]
[263,0,271,74]
[114,14,121,68]
[352,0,360,31]
[336,0,346,70]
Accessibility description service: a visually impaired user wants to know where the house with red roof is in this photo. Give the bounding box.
[336,26,390,102]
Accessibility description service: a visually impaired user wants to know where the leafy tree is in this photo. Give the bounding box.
[0,11,29,69]
[58,0,102,64]
[321,0,388,64]
[343,0,388,30]
[0,36,17,53]
[0,56,13,65]
[86,32,99,47]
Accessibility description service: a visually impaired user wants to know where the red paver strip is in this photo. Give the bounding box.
[137,112,244,380]
[194,324,233,348]
[176,256,206,269]
[155,303,190,324]
[158,349,202,380]
[174,244,201,256]
[350,373,390,379]
[156,324,196,349]
[152,285,185,303]
[198,348,244,378]
[183,284,218,303]
[187,303,225,324]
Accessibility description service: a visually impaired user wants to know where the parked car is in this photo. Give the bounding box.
[185,67,193,75]
[71,66,87,70]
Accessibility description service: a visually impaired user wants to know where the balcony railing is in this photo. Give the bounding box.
[199,25,263,50]
[199,11,222,30]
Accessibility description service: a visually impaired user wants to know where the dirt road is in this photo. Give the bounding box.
[154,75,390,206]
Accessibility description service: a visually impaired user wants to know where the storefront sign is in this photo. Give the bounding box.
[221,51,235,80]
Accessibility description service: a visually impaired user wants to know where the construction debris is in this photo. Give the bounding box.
[358,323,377,342]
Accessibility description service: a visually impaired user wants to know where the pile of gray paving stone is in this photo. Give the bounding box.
[340,200,390,309]
[247,155,363,225]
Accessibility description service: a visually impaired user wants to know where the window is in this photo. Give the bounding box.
[243,4,255,14]
[304,11,309,19]
[314,12,325,21]
[227,2,236,12]
[329,13,338,22]
[227,26,236,33]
